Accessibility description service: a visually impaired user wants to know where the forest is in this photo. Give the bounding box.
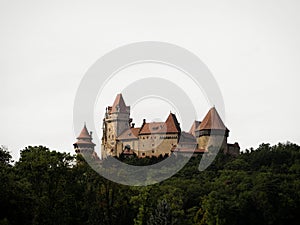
[0,142,299,225]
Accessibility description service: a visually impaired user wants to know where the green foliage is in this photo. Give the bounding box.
[0,146,12,166]
[148,199,172,225]
[0,142,300,225]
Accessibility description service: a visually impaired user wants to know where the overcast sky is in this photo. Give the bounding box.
[1,0,300,160]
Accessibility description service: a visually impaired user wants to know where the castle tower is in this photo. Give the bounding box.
[195,107,229,152]
[189,120,201,137]
[73,123,96,155]
[101,94,131,157]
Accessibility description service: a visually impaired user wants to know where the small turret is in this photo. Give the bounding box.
[73,123,96,155]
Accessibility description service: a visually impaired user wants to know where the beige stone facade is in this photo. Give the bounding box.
[99,94,240,158]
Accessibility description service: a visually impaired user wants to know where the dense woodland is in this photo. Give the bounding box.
[0,142,299,225]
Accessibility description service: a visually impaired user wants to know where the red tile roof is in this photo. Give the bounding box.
[163,113,181,133]
[197,107,227,130]
[117,127,140,140]
[77,124,91,139]
[110,93,130,113]
[139,122,165,135]
[139,113,181,135]
[74,124,95,146]
[74,139,95,145]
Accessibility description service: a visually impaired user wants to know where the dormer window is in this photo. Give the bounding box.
[152,126,159,130]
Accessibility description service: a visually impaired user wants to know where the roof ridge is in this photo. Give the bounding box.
[110,93,129,113]
[163,113,181,133]
[197,107,227,130]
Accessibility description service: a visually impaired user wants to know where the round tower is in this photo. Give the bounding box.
[73,123,96,155]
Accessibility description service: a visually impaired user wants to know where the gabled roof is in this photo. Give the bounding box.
[139,113,181,135]
[163,113,181,133]
[117,127,140,140]
[139,122,165,135]
[189,120,201,136]
[110,93,130,113]
[197,107,227,130]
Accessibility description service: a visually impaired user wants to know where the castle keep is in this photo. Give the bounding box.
[74,93,240,158]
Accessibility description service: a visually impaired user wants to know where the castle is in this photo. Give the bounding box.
[73,94,240,158]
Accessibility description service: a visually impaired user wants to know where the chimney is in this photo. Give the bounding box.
[131,123,135,128]
[143,119,146,124]
[90,131,93,138]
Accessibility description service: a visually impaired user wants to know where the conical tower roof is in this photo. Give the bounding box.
[74,124,95,146]
[111,93,129,113]
[197,107,227,130]
[77,124,91,139]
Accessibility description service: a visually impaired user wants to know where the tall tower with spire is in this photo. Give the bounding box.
[101,93,131,157]
[73,123,96,156]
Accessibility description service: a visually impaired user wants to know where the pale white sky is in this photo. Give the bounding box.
[1,0,300,160]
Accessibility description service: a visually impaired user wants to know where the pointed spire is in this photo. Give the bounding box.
[74,123,96,146]
[111,93,129,113]
[77,123,91,139]
[197,107,227,130]
[163,113,181,133]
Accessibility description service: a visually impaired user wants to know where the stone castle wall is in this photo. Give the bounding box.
[136,133,178,157]
[197,135,228,151]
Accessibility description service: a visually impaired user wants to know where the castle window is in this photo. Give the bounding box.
[112,135,114,138]
[109,128,111,131]
[142,153,145,156]
[152,150,155,153]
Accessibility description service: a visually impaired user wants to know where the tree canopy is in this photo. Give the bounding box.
[0,142,299,225]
